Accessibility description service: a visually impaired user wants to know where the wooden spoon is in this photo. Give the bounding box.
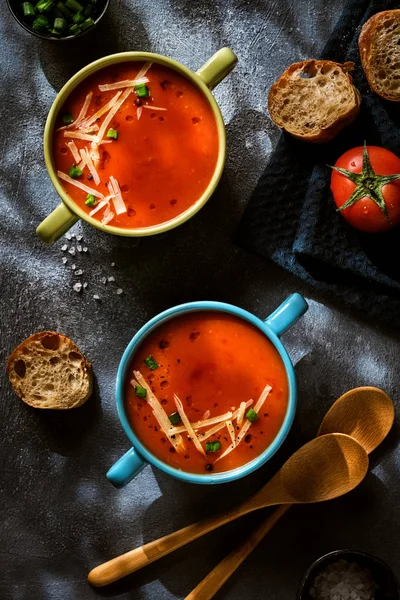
[185,386,394,600]
[88,433,368,587]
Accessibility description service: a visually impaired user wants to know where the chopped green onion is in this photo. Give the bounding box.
[246,408,258,423]
[135,83,150,98]
[68,164,83,178]
[69,23,81,34]
[72,11,84,23]
[106,128,118,140]
[36,0,54,14]
[65,0,83,12]
[85,194,97,207]
[135,385,147,399]
[81,16,94,30]
[206,441,221,453]
[62,113,74,125]
[54,17,66,30]
[168,412,181,426]
[50,28,61,36]
[22,2,35,17]
[56,2,72,18]
[32,15,49,30]
[144,356,159,370]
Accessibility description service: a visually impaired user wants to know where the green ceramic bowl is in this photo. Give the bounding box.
[37,48,238,243]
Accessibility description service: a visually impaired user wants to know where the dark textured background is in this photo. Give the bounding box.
[1,1,399,599]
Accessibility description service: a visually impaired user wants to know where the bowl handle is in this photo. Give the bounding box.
[106,447,146,488]
[36,202,79,244]
[196,47,238,90]
[264,293,308,337]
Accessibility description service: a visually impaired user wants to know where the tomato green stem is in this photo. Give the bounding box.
[328,142,400,221]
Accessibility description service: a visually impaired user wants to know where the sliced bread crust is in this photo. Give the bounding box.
[359,10,400,102]
[6,331,92,409]
[268,60,361,143]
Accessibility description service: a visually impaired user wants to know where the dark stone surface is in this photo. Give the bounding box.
[0,2,399,599]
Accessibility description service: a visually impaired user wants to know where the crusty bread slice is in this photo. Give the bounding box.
[268,60,361,143]
[359,10,400,102]
[6,331,92,409]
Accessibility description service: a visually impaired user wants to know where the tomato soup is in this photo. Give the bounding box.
[53,62,219,229]
[124,312,288,474]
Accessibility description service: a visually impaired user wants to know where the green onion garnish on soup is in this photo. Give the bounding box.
[22,2,35,18]
[85,194,97,207]
[65,0,83,12]
[106,128,118,140]
[135,83,150,98]
[246,408,258,422]
[62,113,74,125]
[144,356,159,370]
[168,412,181,426]
[68,165,83,178]
[206,441,221,453]
[135,385,147,399]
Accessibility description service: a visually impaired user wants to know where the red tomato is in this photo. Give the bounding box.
[330,145,400,233]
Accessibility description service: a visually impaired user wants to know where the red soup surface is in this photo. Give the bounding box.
[53,61,219,229]
[125,312,289,474]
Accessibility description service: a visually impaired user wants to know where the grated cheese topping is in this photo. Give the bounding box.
[174,394,206,456]
[169,411,234,436]
[64,131,99,143]
[96,87,132,142]
[79,91,123,129]
[66,141,80,163]
[57,171,104,198]
[98,77,149,92]
[80,148,100,186]
[216,385,272,463]
[109,176,126,215]
[133,372,184,451]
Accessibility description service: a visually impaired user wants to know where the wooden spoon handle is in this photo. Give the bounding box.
[88,507,246,587]
[184,504,291,600]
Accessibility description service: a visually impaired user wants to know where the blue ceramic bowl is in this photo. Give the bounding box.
[107,293,308,487]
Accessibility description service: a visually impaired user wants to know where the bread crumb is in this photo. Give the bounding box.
[73,283,82,292]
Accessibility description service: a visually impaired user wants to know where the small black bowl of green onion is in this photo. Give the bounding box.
[7,0,109,41]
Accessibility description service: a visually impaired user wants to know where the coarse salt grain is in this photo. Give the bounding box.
[83,247,88,253]
[76,235,83,241]
[68,247,76,256]
[116,288,123,295]
[75,269,83,276]
[62,257,68,264]
[111,262,115,267]
[310,559,376,600]
[73,283,82,292]
[101,277,107,284]
[71,264,76,270]
[83,282,88,289]
[93,294,100,300]
[66,233,71,240]
[77,245,83,252]
[108,276,115,282]
[61,244,68,251]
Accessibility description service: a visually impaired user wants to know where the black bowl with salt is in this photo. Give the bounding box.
[298,550,399,600]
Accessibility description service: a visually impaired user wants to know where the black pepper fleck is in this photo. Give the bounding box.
[205,464,213,472]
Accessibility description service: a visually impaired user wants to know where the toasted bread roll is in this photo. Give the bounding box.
[359,10,400,102]
[268,60,361,143]
[6,331,92,409]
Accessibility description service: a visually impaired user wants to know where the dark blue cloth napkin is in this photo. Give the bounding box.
[237,0,400,326]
